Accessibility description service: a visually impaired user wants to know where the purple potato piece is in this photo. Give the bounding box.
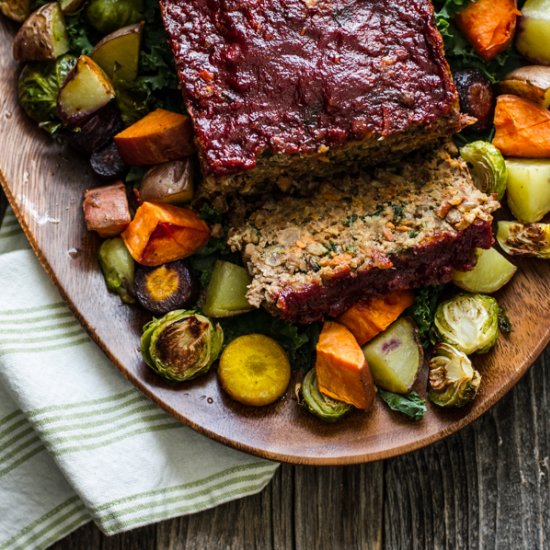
[454,69,495,132]
[90,141,128,182]
[135,260,199,315]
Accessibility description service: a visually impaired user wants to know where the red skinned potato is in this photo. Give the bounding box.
[121,202,209,266]
[83,181,131,238]
[114,109,196,166]
[139,159,194,204]
[57,55,115,126]
[498,66,550,109]
[12,2,69,61]
[455,0,520,61]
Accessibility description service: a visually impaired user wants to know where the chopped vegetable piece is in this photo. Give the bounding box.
[408,285,444,349]
[218,334,291,406]
[299,369,352,422]
[434,294,500,355]
[121,201,210,266]
[516,0,550,65]
[499,65,550,109]
[85,0,144,35]
[83,181,131,238]
[378,390,426,421]
[453,69,495,132]
[361,317,423,394]
[59,0,85,14]
[337,291,414,346]
[12,2,70,62]
[315,321,375,411]
[92,22,144,82]
[114,108,196,166]
[140,159,194,204]
[57,55,116,126]
[98,237,135,304]
[141,310,223,382]
[452,247,517,293]
[460,141,507,200]
[428,343,481,407]
[454,0,520,61]
[493,94,550,157]
[202,260,254,318]
[497,221,550,258]
[135,260,198,315]
[90,140,128,181]
[17,54,76,133]
[1,0,31,23]
[505,159,550,223]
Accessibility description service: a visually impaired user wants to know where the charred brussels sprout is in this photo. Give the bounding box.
[141,310,223,382]
[428,343,481,407]
[497,221,550,259]
[86,0,144,35]
[299,369,352,422]
[460,141,507,200]
[434,294,500,355]
[98,237,135,304]
[17,54,76,134]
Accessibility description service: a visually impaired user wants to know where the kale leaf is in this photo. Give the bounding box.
[407,286,445,348]
[378,390,427,422]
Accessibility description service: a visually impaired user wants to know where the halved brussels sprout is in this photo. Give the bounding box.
[497,221,550,259]
[428,343,481,407]
[299,369,352,422]
[98,237,135,304]
[460,141,507,200]
[141,310,223,382]
[433,294,500,355]
[452,247,517,294]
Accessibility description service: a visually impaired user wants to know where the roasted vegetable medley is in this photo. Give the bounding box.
[4,0,550,424]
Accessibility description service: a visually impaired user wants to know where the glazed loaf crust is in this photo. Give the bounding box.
[228,147,500,323]
[161,0,465,195]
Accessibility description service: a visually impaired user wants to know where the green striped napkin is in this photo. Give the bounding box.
[0,208,278,550]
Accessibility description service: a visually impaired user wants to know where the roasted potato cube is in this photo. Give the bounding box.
[139,159,194,204]
[0,0,31,22]
[499,65,550,109]
[83,181,131,237]
[516,0,550,64]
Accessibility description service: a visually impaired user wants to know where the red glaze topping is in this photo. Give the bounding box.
[161,0,458,176]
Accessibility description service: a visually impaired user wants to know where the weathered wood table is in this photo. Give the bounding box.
[51,350,549,549]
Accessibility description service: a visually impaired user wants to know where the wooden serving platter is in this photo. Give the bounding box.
[1,17,549,465]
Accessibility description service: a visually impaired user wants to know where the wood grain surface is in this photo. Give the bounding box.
[1,8,549,464]
[49,349,550,549]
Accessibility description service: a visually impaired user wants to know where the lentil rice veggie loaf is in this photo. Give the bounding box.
[160,0,468,196]
[227,146,500,324]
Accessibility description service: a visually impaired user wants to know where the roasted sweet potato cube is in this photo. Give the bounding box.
[122,201,209,266]
[83,181,131,237]
[114,109,196,166]
[315,321,375,411]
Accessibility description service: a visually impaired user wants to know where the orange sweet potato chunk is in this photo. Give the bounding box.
[121,201,209,266]
[115,108,196,165]
[337,291,415,346]
[455,0,520,61]
[493,94,550,157]
[315,321,375,411]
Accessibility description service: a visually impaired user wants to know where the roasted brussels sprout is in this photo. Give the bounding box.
[428,343,481,408]
[17,54,76,134]
[497,221,550,259]
[460,141,507,200]
[453,69,495,131]
[135,261,198,315]
[433,294,500,355]
[141,310,223,382]
[85,0,144,35]
[98,237,135,304]
[299,369,352,422]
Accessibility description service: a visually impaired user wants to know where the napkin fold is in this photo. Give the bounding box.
[0,208,278,550]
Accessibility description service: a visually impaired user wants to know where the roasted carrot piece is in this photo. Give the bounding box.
[337,291,415,346]
[115,108,195,165]
[315,321,375,411]
[493,94,550,157]
[121,201,209,266]
[455,0,520,61]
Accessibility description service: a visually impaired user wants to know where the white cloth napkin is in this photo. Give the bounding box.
[0,208,278,550]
